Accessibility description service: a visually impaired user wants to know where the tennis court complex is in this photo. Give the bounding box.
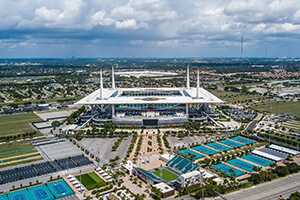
[152,168,179,182]
[242,155,273,167]
[192,145,219,155]
[227,159,260,172]
[76,172,106,190]
[5,180,74,200]
[231,136,256,145]
[47,180,74,199]
[178,149,204,160]
[214,163,245,177]
[219,139,245,148]
[206,142,232,152]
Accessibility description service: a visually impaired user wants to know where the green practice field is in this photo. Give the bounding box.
[76,172,106,190]
[0,113,42,136]
[283,121,300,132]
[253,101,300,115]
[153,168,179,182]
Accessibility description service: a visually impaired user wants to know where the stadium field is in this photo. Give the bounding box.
[76,172,106,190]
[153,168,179,182]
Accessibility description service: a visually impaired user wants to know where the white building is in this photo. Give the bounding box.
[76,66,223,127]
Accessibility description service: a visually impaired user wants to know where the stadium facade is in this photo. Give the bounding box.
[76,66,223,127]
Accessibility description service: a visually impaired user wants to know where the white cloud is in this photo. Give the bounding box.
[115,19,138,29]
[0,0,300,57]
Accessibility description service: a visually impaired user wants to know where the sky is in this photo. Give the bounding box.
[0,0,300,58]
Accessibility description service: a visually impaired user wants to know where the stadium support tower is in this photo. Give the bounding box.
[76,66,223,127]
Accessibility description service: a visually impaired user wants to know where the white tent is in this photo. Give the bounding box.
[99,170,105,174]
[67,174,73,179]
[72,181,79,185]
[69,178,76,182]
[102,173,108,177]
[96,167,102,171]
[105,175,111,180]
[75,184,81,188]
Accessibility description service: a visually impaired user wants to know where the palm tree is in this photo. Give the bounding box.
[253,166,261,172]
[229,168,234,178]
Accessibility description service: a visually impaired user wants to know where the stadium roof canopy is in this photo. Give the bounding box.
[76,87,223,105]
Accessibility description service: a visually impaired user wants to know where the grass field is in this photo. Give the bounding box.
[0,113,42,136]
[253,101,300,115]
[283,121,300,132]
[211,91,240,98]
[76,172,106,190]
[0,157,43,168]
[153,168,179,182]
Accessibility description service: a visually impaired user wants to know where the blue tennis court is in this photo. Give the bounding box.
[178,149,204,160]
[219,139,244,148]
[5,180,74,200]
[7,190,30,200]
[227,159,260,172]
[0,195,8,200]
[231,136,256,144]
[206,142,232,152]
[214,163,245,177]
[192,145,219,155]
[29,185,53,200]
[242,155,273,167]
[47,180,74,199]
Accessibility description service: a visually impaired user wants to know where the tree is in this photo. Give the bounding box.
[229,168,235,178]
[274,166,290,177]
[287,191,300,200]
[249,173,263,184]
[286,162,300,174]
[253,166,261,172]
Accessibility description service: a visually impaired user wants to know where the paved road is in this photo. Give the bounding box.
[216,172,300,200]
[244,113,263,133]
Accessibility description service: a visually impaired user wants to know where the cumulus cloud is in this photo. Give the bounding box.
[0,0,299,57]
[115,19,138,29]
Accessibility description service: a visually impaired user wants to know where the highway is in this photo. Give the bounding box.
[215,172,300,200]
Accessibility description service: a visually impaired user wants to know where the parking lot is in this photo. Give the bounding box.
[53,154,93,170]
[0,154,93,186]
[0,161,56,185]
[36,110,76,121]
[78,135,132,165]
[168,136,205,148]
[38,140,82,160]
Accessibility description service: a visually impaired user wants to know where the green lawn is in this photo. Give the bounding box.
[0,113,42,136]
[76,172,106,190]
[253,101,300,115]
[153,168,179,182]
[210,91,240,98]
[283,121,300,132]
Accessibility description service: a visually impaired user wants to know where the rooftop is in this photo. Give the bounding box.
[152,182,174,193]
[76,87,224,105]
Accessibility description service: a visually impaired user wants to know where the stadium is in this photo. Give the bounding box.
[77,67,223,127]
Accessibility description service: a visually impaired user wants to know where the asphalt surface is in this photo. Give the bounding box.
[244,113,263,132]
[216,172,300,200]
[78,135,132,165]
[168,136,205,148]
